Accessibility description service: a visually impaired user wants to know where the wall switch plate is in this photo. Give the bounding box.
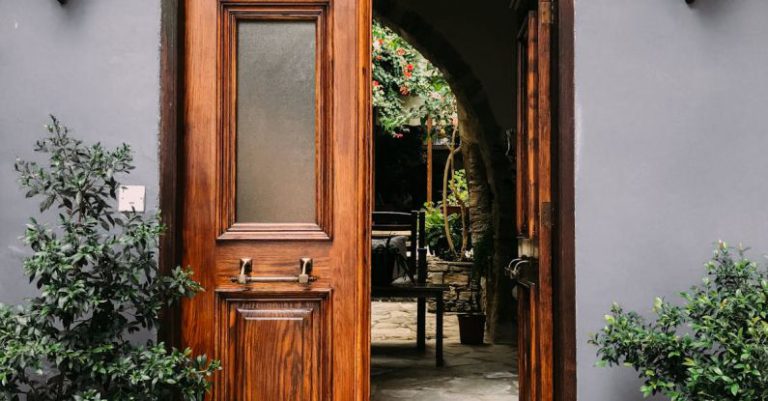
[118,185,146,213]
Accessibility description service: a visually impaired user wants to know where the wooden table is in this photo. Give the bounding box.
[372,284,449,367]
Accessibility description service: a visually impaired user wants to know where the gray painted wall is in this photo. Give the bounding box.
[0,1,161,307]
[575,0,768,400]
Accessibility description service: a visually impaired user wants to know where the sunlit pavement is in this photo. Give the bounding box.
[372,301,519,401]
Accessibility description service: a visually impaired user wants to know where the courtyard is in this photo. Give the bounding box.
[371,301,519,401]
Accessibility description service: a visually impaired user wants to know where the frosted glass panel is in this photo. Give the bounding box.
[236,21,316,224]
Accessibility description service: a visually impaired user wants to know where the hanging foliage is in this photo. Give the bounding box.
[372,21,457,139]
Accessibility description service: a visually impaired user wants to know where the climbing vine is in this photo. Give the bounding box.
[372,21,457,139]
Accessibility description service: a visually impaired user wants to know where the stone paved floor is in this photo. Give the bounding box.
[371,301,518,401]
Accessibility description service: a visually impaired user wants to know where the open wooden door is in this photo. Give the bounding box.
[514,1,554,400]
[180,0,371,400]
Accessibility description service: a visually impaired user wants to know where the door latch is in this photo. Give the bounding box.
[298,257,313,284]
[232,257,317,286]
[505,258,530,281]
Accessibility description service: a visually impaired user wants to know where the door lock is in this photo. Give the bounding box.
[232,257,317,286]
[505,258,530,281]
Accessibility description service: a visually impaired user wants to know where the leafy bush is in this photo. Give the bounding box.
[372,20,456,138]
[446,169,469,208]
[423,202,462,261]
[0,117,218,401]
[590,242,768,400]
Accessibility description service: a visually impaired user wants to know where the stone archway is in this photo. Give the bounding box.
[374,0,518,342]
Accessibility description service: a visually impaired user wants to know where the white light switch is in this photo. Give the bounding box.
[118,185,146,213]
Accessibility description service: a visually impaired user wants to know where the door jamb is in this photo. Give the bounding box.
[553,1,576,400]
[157,0,575,400]
[158,0,183,351]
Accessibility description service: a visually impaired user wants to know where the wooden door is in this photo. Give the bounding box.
[180,1,371,400]
[514,1,554,400]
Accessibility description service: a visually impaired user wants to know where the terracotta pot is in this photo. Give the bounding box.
[458,313,486,345]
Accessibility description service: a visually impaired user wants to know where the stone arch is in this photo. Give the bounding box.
[374,0,518,342]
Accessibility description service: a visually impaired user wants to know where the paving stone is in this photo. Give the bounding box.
[372,301,517,401]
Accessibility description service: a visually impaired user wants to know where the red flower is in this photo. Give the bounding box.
[404,71,413,78]
[372,80,380,87]
[406,64,415,71]
[399,85,410,95]
[396,48,406,56]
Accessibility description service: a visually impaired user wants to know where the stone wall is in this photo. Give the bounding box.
[426,255,483,313]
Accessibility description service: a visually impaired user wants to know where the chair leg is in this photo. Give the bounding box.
[417,297,426,351]
[436,294,444,367]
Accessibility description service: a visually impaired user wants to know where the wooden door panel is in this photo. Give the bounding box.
[514,1,553,400]
[217,290,331,401]
[181,0,370,400]
[525,11,539,240]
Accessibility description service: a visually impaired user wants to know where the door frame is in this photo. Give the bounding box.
[157,0,575,400]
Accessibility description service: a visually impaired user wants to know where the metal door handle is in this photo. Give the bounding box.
[505,258,530,280]
[232,257,317,285]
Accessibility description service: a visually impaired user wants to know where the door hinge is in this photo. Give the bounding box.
[540,1,555,25]
[541,202,554,228]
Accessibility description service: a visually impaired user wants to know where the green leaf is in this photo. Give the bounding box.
[1,117,219,400]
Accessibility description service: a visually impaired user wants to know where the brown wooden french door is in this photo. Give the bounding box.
[514,1,554,400]
[180,0,371,400]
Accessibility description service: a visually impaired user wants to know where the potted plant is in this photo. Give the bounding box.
[457,230,492,345]
[457,283,486,345]
[590,242,768,400]
[0,117,219,400]
[423,202,462,260]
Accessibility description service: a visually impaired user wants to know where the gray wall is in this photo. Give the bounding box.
[574,0,768,400]
[0,1,161,306]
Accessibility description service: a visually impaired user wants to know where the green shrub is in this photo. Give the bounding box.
[371,20,456,138]
[590,242,768,400]
[423,202,461,260]
[0,117,219,401]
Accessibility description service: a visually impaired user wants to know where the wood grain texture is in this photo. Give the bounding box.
[515,17,530,237]
[514,2,555,400]
[536,2,555,400]
[159,0,182,352]
[553,0,576,400]
[180,0,370,400]
[216,290,331,401]
[525,11,539,241]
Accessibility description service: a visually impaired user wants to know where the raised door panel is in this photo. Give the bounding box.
[217,291,331,401]
[516,11,538,239]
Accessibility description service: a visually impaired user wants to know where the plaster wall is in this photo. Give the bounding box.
[574,1,768,399]
[0,1,161,313]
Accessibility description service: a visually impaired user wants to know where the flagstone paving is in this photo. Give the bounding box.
[371,301,519,401]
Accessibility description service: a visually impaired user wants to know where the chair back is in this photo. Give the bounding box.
[371,210,426,283]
